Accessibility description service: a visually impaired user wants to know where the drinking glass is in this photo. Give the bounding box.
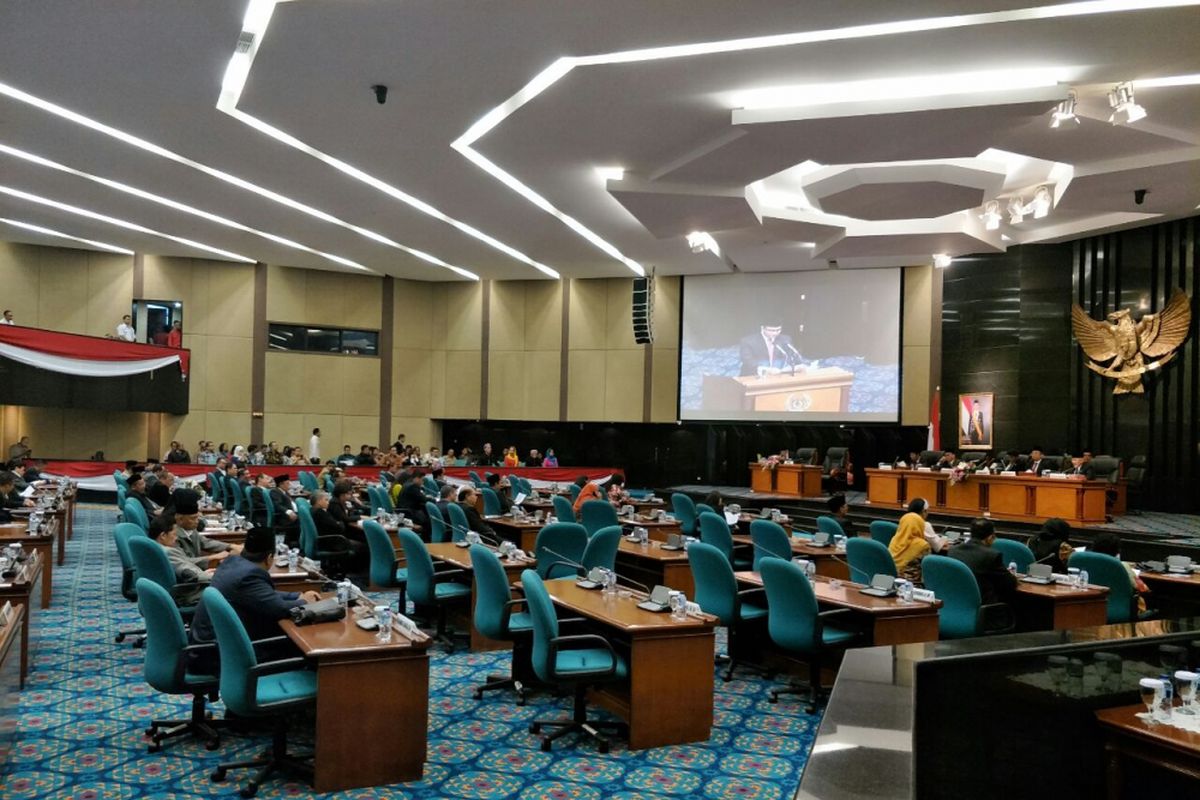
[1139,678,1162,722]
[669,593,687,620]
[1174,670,1198,715]
[1047,655,1069,693]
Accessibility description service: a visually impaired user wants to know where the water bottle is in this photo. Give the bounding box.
[288,548,299,573]
[670,592,687,621]
[336,580,351,608]
[1079,569,1089,588]
[899,580,914,604]
[1156,673,1174,722]
[1007,561,1018,574]
[804,560,817,584]
[374,605,393,643]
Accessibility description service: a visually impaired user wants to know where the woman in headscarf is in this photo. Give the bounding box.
[1028,517,1073,572]
[889,511,931,583]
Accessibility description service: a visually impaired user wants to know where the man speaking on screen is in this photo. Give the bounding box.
[739,322,803,376]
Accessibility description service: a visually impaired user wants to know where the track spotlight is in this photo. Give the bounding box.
[1108,82,1147,125]
[933,254,952,268]
[1007,196,1026,225]
[1030,186,1053,219]
[1050,91,1079,128]
[686,231,720,256]
[979,200,1002,231]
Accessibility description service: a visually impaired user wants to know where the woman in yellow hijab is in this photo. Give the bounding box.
[889,511,931,583]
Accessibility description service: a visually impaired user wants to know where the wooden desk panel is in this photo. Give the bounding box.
[0,523,54,609]
[943,481,982,513]
[0,553,41,688]
[988,482,1029,517]
[905,474,942,507]
[280,608,430,792]
[614,539,695,599]
[427,542,532,651]
[748,465,775,493]
[867,470,903,505]
[487,518,543,552]
[1096,703,1200,799]
[774,465,823,498]
[0,602,25,772]
[1014,580,1109,630]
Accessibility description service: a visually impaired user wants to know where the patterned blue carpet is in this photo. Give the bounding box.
[0,506,819,799]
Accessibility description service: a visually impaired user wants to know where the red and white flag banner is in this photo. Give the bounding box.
[0,324,189,379]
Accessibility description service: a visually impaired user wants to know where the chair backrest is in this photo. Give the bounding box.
[201,586,260,717]
[921,555,983,639]
[845,537,897,584]
[123,498,149,531]
[749,519,792,571]
[366,485,383,516]
[397,528,436,604]
[760,557,821,654]
[794,447,818,465]
[1069,551,1135,623]
[962,451,987,464]
[992,538,1035,573]
[225,477,244,514]
[581,525,621,571]
[816,516,845,538]
[298,471,318,492]
[1126,455,1148,487]
[671,492,698,535]
[468,470,482,485]
[822,447,849,474]
[534,522,588,579]
[423,475,439,498]
[323,476,334,493]
[206,473,223,506]
[470,544,515,640]
[378,484,394,512]
[480,486,503,517]
[116,484,127,512]
[136,577,191,692]
[567,483,582,500]
[1090,456,1121,483]
[113,522,145,600]
[424,501,448,543]
[255,486,274,528]
[1041,455,1064,472]
[128,535,177,593]
[687,541,739,624]
[580,499,619,537]
[552,494,575,523]
[698,511,736,562]
[295,498,317,558]
[918,450,941,467]
[113,469,128,488]
[446,502,470,543]
[869,520,898,546]
[520,569,560,683]
[362,519,399,588]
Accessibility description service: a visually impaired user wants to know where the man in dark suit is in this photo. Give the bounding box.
[473,443,500,467]
[395,471,430,528]
[1068,451,1095,479]
[268,473,300,542]
[947,518,1017,605]
[434,484,457,522]
[457,486,497,538]
[1026,447,1047,476]
[996,450,1024,472]
[188,527,321,672]
[738,323,800,376]
[486,473,513,514]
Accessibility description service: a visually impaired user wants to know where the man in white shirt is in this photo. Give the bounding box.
[307,428,321,464]
[116,314,136,342]
[0,309,13,325]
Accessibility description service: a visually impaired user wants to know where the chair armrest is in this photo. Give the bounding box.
[315,534,354,551]
[250,635,292,649]
[499,597,526,630]
[248,656,308,677]
[817,608,854,622]
[432,567,468,583]
[175,641,218,684]
[547,634,619,681]
[978,602,1016,633]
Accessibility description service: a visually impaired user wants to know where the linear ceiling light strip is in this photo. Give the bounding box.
[0,216,134,254]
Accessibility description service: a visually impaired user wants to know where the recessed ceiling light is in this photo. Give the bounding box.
[0,185,255,262]
[0,216,133,254]
[594,166,626,183]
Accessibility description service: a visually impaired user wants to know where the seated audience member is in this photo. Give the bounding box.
[703,490,725,513]
[164,441,190,463]
[21,459,46,485]
[947,519,1018,605]
[188,526,321,673]
[308,489,368,569]
[459,447,473,465]
[435,484,458,525]
[572,475,603,513]
[526,449,543,467]
[474,443,499,467]
[826,494,857,537]
[0,309,12,325]
[354,444,374,466]
[171,490,241,564]
[904,450,921,468]
[330,480,366,528]
[443,448,457,466]
[1091,531,1149,612]
[1068,450,1095,479]
[889,512,931,583]
[504,446,520,467]
[485,472,513,514]
[147,470,175,508]
[996,449,1023,471]
[1028,517,1073,572]
[127,473,160,516]
[607,473,628,504]
[149,516,214,606]
[143,462,163,491]
[7,436,32,462]
[457,486,497,539]
[248,445,266,466]
[936,451,958,470]
[1026,447,1047,476]
[542,449,559,468]
[429,467,447,490]
[268,473,300,542]
[0,470,34,510]
[907,497,948,553]
[394,471,430,527]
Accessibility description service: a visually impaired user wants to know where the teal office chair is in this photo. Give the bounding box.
[1068,551,1142,623]
[123,498,149,532]
[816,516,846,538]
[376,484,394,513]
[760,557,857,711]
[749,519,793,570]
[204,587,316,797]
[323,476,334,493]
[113,523,147,647]
[922,555,1014,639]
[425,501,448,543]
[671,492,698,536]
[136,578,220,752]
[993,539,1035,574]
[579,500,618,537]
[127,536,198,619]
[469,544,533,703]
[534,523,588,579]
[567,483,582,501]
[116,485,127,517]
[513,477,533,497]
[297,471,318,492]
[468,470,483,486]
[363,519,407,613]
[423,475,439,498]
[698,511,752,571]
[254,487,275,529]
[869,520,898,546]
[225,477,245,516]
[580,525,621,572]
[552,495,576,523]
[397,528,471,649]
[689,542,768,681]
[845,537,897,584]
[242,486,257,524]
[480,486,503,517]
[446,502,471,543]
[366,486,383,517]
[206,473,223,508]
[522,570,628,752]
[114,469,128,488]
[696,502,716,517]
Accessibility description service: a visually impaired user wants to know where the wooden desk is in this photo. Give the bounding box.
[775,464,824,497]
[488,517,544,552]
[748,465,775,493]
[279,607,431,792]
[267,567,325,595]
[540,580,716,750]
[614,539,695,599]
[1139,570,1200,618]
[735,571,943,645]
[0,552,41,687]
[731,534,850,581]
[0,602,25,772]
[865,468,1110,526]
[1095,704,1200,800]
[0,522,54,609]
[1013,579,1109,630]
[622,517,682,543]
[426,542,533,650]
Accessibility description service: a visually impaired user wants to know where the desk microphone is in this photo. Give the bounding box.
[540,547,585,577]
[784,343,804,364]
[449,521,502,547]
[753,541,795,563]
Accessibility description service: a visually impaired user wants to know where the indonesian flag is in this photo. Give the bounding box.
[0,324,189,380]
[928,387,941,451]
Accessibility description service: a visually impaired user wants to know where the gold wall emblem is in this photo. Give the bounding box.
[1071,289,1191,394]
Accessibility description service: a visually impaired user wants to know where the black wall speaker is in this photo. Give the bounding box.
[632,273,654,344]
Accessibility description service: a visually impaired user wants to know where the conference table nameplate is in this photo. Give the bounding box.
[539,580,716,749]
[279,606,430,792]
[866,468,1109,525]
[0,522,55,609]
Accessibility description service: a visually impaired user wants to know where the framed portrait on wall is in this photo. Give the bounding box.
[958,393,993,450]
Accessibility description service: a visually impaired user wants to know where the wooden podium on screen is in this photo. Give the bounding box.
[702,367,854,413]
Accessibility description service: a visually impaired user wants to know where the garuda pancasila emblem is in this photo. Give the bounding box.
[1071,289,1191,395]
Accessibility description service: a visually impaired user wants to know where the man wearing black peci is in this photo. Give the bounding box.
[947,518,1017,606]
[738,322,801,377]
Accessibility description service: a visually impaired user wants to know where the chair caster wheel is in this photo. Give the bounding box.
[473,689,483,700]
[516,694,526,707]
[115,633,126,643]
[768,694,778,704]
[721,674,732,683]
[145,727,156,737]
[540,739,551,752]
[529,722,541,734]
[240,785,259,798]
[147,743,160,753]
[806,706,817,714]
[211,768,227,782]
[205,738,220,751]
[598,741,610,754]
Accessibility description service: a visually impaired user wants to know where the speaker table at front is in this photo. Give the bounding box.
[703,368,853,413]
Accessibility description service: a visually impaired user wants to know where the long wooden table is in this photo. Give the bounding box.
[735,571,942,645]
[732,533,851,581]
[0,551,41,687]
[426,542,533,650]
[614,538,695,599]
[279,605,431,792]
[866,467,1110,525]
[540,580,716,750]
[0,521,54,609]
[1095,703,1200,799]
[0,602,25,772]
[1139,570,1200,618]
[747,463,823,497]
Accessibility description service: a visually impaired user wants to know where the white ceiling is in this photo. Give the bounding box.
[0,0,1198,280]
